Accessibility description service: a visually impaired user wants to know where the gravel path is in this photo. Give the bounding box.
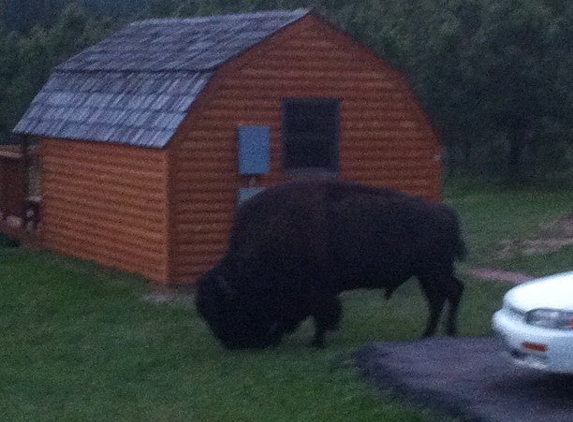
[355,337,573,422]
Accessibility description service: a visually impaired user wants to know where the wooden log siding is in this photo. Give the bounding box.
[167,15,441,282]
[41,139,170,282]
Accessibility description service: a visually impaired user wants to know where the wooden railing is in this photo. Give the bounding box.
[0,138,40,238]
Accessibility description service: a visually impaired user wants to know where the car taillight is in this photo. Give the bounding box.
[522,342,548,353]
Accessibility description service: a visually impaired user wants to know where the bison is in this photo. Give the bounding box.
[195,179,465,349]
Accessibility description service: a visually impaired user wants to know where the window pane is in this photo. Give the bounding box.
[282,98,339,173]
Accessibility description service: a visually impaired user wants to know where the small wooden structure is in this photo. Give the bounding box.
[0,141,40,239]
[13,9,442,283]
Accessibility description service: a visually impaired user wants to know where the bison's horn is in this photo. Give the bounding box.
[267,321,282,346]
[268,321,280,336]
[216,275,235,297]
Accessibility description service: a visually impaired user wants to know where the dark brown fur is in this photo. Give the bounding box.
[196,180,465,349]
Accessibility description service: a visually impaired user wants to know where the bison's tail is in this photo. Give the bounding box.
[443,204,467,262]
[454,236,467,261]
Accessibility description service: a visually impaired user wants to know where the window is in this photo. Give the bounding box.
[282,98,339,174]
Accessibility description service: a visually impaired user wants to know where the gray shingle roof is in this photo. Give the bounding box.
[14,9,310,148]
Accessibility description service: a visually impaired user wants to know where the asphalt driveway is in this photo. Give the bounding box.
[355,337,573,422]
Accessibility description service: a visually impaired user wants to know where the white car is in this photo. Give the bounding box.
[492,271,573,373]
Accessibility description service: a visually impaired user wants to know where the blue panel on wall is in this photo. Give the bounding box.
[237,187,266,206]
[238,125,270,175]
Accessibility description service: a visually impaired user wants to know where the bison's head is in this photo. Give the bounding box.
[195,266,284,349]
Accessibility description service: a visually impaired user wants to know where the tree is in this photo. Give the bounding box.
[0,0,571,182]
[346,0,573,183]
[0,3,114,143]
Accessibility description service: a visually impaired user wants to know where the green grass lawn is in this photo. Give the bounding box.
[1,184,572,421]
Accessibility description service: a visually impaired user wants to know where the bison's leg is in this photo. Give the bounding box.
[310,296,342,348]
[418,273,464,337]
[444,275,464,336]
[418,278,447,337]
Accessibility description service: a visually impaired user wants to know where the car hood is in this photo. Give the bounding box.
[505,272,573,312]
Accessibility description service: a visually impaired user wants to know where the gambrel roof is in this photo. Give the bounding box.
[14,9,310,148]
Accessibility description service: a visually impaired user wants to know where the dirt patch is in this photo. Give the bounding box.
[498,214,573,258]
[141,284,195,307]
[467,214,573,284]
[469,268,534,283]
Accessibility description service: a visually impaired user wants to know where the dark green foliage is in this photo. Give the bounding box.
[0,3,115,144]
[0,0,572,183]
